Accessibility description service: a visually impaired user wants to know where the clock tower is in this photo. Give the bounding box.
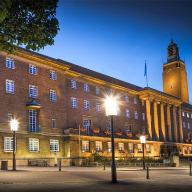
[163,39,189,103]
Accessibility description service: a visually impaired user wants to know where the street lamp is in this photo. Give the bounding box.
[105,97,117,183]
[140,135,146,170]
[10,120,18,171]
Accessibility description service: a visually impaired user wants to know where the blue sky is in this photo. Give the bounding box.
[38,0,192,103]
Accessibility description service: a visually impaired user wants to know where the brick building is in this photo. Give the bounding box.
[0,40,192,166]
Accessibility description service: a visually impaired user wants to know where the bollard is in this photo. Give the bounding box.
[190,164,192,176]
[146,167,150,179]
[103,160,105,170]
[59,160,61,171]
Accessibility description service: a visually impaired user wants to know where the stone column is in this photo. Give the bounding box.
[178,107,183,142]
[146,97,152,139]
[173,105,178,142]
[154,100,159,140]
[160,102,166,141]
[167,104,172,141]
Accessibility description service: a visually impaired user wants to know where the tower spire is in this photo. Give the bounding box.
[171,33,173,43]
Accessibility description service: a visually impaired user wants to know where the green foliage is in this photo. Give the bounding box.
[91,152,105,163]
[0,0,59,53]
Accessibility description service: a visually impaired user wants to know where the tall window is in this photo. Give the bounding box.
[95,141,102,152]
[117,94,120,100]
[126,109,130,118]
[96,103,101,112]
[137,144,142,153]
[107,122,111,131]
[134,111,138,119]
[82,141,89,152]
[71,80,76,88]
[29,138,39,152]
[117,108,121,116]
[125,96,129,102]
[50,70,56,80]
[50,140,59,152]
[128,143,133,153]
[84,100,90,110]
[6,58,14,69]
[71,98,77,108]
[84,120,90,135]
[4,137,15,152]
[29,85,37,98]
[6,80,14,93]
[184,146,188,154]
[96,87,100,94]
[52,119,56,128]
[142,113,145,121]
[118,143,124,153]
[107,142,112,153]
[134,98,137,104]
[84,84,89,92]
[187,113,189,118]
[188,123,190,129]
[146,144,151,153]
[125,125,131,133]
[50,90,57,102]
[8,113,13,122]
[29,109,37,132]
[183,122,186,128]
[29,65,37,75]
[182,112,185,117]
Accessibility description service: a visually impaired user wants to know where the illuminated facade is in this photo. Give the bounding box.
[0,41,192,166]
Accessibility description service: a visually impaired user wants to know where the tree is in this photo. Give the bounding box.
[0,0,59,53]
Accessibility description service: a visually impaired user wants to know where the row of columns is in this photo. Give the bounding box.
[145,98,183,142]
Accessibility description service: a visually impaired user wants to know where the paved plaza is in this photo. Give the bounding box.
[0,166,192,192]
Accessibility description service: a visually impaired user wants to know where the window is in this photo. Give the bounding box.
[142,113,145,121]
[29,109,37,132]
[84,120,90,135]
[82,141,89,152]
[134,111,138,119]
[6,80,14,94]
[84,84,89,92]
[4,137,16,152]
[146,144,151,153]
[188,123,190,129]
[184,146,188,154]
[128,143,133,153]
[125,96,129,102]
[29,85,37,98]
[50,140,59,152]
[118,143,124,153]
[29,138,39,152]
[191,114,192,119]
[52,119,56,128]
[183,122,186,128]
[125,125,131,133]
[107,122,111,131]
[107,142,112,153]
[187,113,189,118]
[126,109,130,118]
[106,90,110,96]
[142,100,145,106]
[71,98,77,108]
[137,144,142,153]
[8,113,13,122]
[96,103,101,112]
[95,141,102,152]
[71,80,76,88]
[182,112,185,117]
[134,98,137,104]
[50,90,57,102]
[117,94,120,100]
[189,147,192,154]
[6,58,14,69]
[84,100,90,111]
[29,65,37,75]
[117,108,121,116]
[96,87,100,94]
[50,70,56,80]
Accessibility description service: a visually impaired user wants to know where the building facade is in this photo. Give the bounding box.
[0,41,192,166]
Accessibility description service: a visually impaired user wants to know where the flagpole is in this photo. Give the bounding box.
[145,60,149,88]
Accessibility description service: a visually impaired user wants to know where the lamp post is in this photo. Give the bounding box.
[105,97,117,183]
[140,135,146,170]
[10,120,18,171]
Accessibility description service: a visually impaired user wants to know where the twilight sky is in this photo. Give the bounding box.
[38,0,192,103]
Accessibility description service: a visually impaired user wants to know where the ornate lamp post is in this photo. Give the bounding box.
[105,97,117,183]
[10,120,18,171]
[140,135,146,170]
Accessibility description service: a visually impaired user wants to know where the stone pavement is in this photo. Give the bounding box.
[0,166,192,192]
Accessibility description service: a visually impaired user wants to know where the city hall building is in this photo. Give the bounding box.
[0,40,192,166]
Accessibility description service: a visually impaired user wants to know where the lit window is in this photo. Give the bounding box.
[50,90,57,102]
[29,65,37,75]
[29,85,37,98]
[52,119,56,128]
[6,80,14,94]
[191,114,192,119]
[82,141,89,152]
[125,96,129,102]
[8,113,13,122]
[189,147,192,154]
[4,137,16,152]
[126,109,130,118]
[6,58,14,69]
[118,143,124,153]
[84,120,90,135]
[71,98,77,108]
[95,141,102,152]
[182,112,185,117]
[50,140,59,152]
[107,142,112,153]
[183,122,186,128]
[29,138,39,152]
[117,94,120,100]
[50,70,56,80]
[84,84,89,92]
[188,123,190,129]
[106,90,110,96]
[142,113,145,121]
[128,143,133,153]
[146,144,151,153]
[142,100,145,106]
[107,122,111,131]
[84,100,90,110]
[96,87,100,94]
[71,80,76,88]
[184,146,188,154]
[187,113,189,118]
[96,103,101,112]
[134,111,138,119]
[117,108,121,116]
[134,98,137,104]
[137,144,142,153]
[29,109,37,132]
[125,125,131,133]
